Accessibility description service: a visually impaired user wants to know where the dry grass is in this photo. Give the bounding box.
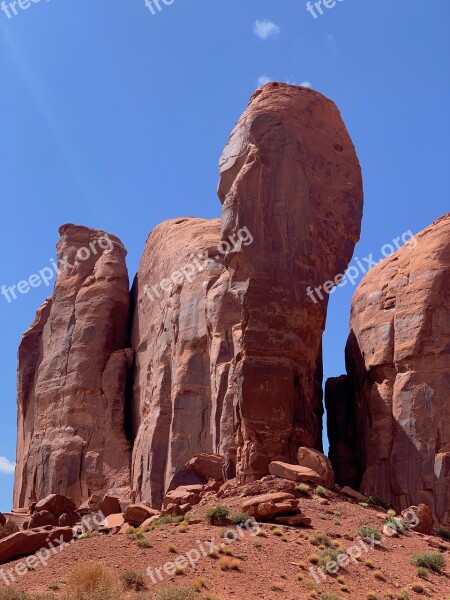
[65,561,121,600]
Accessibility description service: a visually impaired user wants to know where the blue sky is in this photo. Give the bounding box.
[0,0,449,512]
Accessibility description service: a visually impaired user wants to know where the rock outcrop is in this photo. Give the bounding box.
[14,225,133,508]
[326,213,450,527]
[217,83,363,482]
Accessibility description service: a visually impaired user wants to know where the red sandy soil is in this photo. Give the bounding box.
[2,486,450,599]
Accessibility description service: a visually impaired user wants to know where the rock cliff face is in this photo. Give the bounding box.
[217,83,363,482]
[327,214,450,526]
[14,225,133,508]
[14,83,364,510]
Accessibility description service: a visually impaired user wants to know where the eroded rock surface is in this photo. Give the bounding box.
[217,82,363,482]
[14,224,133,508]
[327,213,450,526]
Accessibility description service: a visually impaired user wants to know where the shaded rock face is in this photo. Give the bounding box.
[217,83,363,482]
[327,214,450,527]
[14,224,133,508]
[130,218,239,507]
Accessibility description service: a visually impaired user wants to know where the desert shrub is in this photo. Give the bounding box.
[156,516,185,526]
[316,486,329,497]
[308,553,320,564]
[0,593,54,600]
[65,561,120,600]
[411,583,424,594]
[206,505,229,525]
[192,577,206,591]
[318,548,344,568]
[48,584,60,591]
[416,566,428,578]
[218,556,232,571]
[256,529,267,537]
[168,543,178,553]
[230,512,251,526]
[311,532,333,547]
[356,525,382,541]
[156,587,196,600]
[320,594,344,600]
[269,582,284,591]
[120,569,147,591]
[296,483,310,494]
[436,527,450,541]
[384,516,407,534]
[272,527,284,537]
[367,496,391,510]
[373,570,386,581]
[410,552,445,572]
[136,537,152,548]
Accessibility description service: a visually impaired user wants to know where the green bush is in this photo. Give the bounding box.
[410,552,445,572]
[296,483,310,494]
[367,496,391,510]
[206,504,229,525]
[356,525,382,541]
[156,516,185,526]
[230,512,251,526]
[318,548,345,568]
[316,485,329,498]
[436,527,450,541]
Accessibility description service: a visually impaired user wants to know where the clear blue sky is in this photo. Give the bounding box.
[1,0,449,512]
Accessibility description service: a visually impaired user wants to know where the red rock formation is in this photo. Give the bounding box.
[327,213,450,527]
[217,82,363,482]
[14,224,133,508]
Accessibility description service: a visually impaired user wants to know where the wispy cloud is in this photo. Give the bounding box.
[0,457,15,474]
[258,74,273,86]
[299,81,313,88]
[253,20,280,41]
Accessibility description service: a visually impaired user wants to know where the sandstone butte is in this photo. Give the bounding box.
[8,83,440,530]
[326,213,450,528]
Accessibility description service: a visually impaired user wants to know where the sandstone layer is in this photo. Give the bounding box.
[217,82,364,482]
[326,213,450,526]
[14,224,133,508]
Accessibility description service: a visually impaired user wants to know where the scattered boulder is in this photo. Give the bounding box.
[29,510,58,529]
[269,461,324,484]
[162,485,203,511]
[102,513,125,530]
[0,520,20,540]
[123,503,159,526]
[34,494,77,518]
[0,526,73,565]
[341,486,367,502]
[274,514,311,527]
[242,492,299,520]
[297,447,334,489]
[58,513,80,528]
[407,504,434,535]
[140,515,160,529]
[168,454,226,491]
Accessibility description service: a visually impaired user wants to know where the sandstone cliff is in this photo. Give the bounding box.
[326,213,450,526]
[217,83,363,482]
[14,224,133,508]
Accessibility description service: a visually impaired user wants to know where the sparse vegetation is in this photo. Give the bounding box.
[192,577,206,591]
[356,525,382,541]
[316,485,329,498]
[47,584,60,591]
[230,512,250,526]
[411,583,425,594]
[320,594,344,600]
[373,570,386,581]
[177,521,189,533]
[318,548,345,568]
[168,543,178,553]
[296,483,310,494]
[410,552,446,572]
[206,504,229,525]
[157,587,196,600]
[269,582,285,591]
[311,532,333,547]
[255,529,267,537]
[364,559,375,569]
[175,565,185,575]
[136,537,152,548]
[436,527,450,541]
[156,516,185,526]
[367,496,391,510]
[367,594,379,600]
[120,569,147,591]
[252,539,262,548]
[308,553,320,564]
[65,562,120,600]
[416,566,428,578]
[396,592,409,600]
[272,527,284,536]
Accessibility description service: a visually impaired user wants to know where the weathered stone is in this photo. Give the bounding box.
[34,494,76,518]
[14,225,133,508]
[123,503,159,526]
[269,461,324,484]
[0,520,20,540]
[408,504,434,535]
[162,486,202,510]
[0,514,5,527]
[58,513,79,528]
[0,526,73,565]
[102,513,125,529]
[217,83,363,483]
[274,515,311,527]
[242,492,298,520]
[29,510,58,529]
[327,214,450,526]
[168,454,226,491]
[340,486,367,502]
[297,447,334,488]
